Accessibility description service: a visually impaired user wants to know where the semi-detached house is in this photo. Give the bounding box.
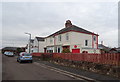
[33,37,45,53]
[44,20,100,53]
[28,20,100,53]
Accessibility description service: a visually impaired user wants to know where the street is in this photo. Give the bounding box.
[2,54,119,81]
[2,54,80,80]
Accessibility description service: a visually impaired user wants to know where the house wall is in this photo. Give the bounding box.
[55,32,71,46]
[45,32,71,53]
[45,32,71,46]
[38,41,45,53]
[45,31,99,53]
[70,32,99,53]
[33,38,45,53]
[70,32,92,47]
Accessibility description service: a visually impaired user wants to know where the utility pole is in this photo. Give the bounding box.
[25,32,31,53]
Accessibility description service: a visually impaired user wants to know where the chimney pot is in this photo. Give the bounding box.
[65,20,72,28]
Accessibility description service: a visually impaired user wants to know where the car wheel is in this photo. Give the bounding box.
[30,60,33,63]
[19,60,22,63]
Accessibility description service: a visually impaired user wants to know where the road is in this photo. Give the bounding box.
[2,54,82,80]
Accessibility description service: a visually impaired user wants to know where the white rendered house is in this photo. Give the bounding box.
[44,20,100,53]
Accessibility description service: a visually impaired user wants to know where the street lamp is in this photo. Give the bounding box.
[25,32,31,53]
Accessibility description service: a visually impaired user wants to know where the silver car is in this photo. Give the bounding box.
[17,52,32,63]
[4,51,14,57]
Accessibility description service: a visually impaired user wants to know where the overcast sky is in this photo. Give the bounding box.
[1,0,119,48]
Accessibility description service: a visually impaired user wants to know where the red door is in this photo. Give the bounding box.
[72,49,80,53]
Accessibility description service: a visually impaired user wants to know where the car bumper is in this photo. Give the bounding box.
[6,55,14,56]
[20,58,32,61]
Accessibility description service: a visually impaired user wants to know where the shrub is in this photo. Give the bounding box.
[62,48,70,53]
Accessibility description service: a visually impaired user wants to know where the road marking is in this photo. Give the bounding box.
[34,62,99,82]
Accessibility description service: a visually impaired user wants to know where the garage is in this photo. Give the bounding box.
[72,49,80,53]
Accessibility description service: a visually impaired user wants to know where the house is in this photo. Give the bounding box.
[116,47,120,53]
[98,44,111,53]
[33,37,45,53]
[44,20,100,53]
[109,47,120,53]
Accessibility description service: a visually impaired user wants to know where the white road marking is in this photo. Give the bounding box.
[34,62,99,81]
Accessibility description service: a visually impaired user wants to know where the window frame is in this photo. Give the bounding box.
[85,40,88,46]
[58,35,62,42]
[93,35,96,41]
[66,33,69,41]
[50,37,53,43]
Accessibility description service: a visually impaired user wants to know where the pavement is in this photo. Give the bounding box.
[34,58,120,81]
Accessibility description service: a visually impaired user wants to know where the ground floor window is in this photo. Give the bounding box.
[47,50,53,53]
[46,47,54,53]
[58,47,61,53]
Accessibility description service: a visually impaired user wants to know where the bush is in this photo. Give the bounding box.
[62,48,70,53]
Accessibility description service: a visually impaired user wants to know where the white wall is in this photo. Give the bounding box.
[38,41,45,53]
[70,32,92,48]
[45,31,99,53]
[45,32,71,47]
[33,38,45,53]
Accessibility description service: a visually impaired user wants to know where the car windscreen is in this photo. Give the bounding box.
[24,53,31,56]
[9,52,13,55]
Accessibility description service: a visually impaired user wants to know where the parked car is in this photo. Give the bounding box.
[4,51,9,55]
[17,52,32,63]
[4,51,14,57]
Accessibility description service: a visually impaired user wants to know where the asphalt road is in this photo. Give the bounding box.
[2,54,78,80]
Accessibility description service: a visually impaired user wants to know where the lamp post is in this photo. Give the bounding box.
[25,32,31,53]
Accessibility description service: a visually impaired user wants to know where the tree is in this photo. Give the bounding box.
[16,48,24,55]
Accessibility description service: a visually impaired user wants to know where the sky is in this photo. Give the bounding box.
[1,0,119,49]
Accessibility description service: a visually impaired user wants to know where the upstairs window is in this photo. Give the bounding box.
[58,35,62,41]
[66,33,69,41]
[85,40,88,46]
[50,37,53,43]
[93,36,96,41]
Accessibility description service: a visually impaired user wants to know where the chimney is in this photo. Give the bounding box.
[65,20,72,28]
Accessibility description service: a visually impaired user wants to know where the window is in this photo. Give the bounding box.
[85,40,88,46]
[93,36,96,41]
[66,33,69,40]
[50,37,53,43]
[58,47,61,53]
[58,35,61,41]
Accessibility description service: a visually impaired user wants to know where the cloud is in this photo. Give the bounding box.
[2,0,119,2]
[2,2,118,48]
